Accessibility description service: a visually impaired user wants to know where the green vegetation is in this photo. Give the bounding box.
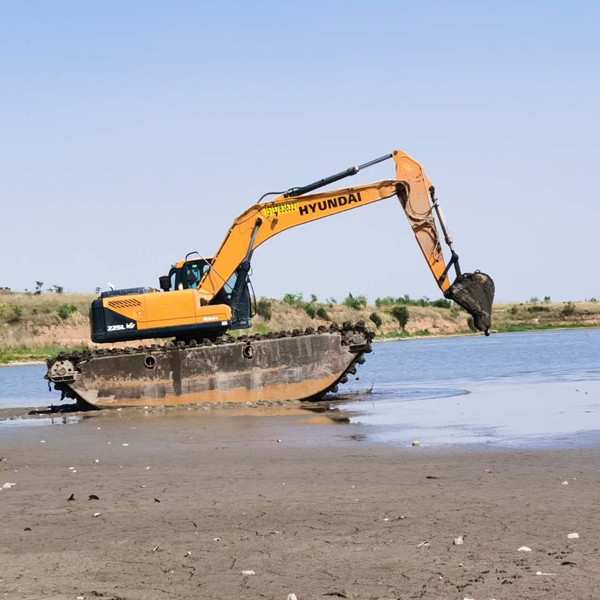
[375,294,451,309]
[0,344,89,365]
[369,312,382,329]
[0,291,93,325]
[0,303,23,323]
[494,322,598,334]
[57,303,79,320]
[282,292,301,306]
[316,306,330,321]
[390,305,409,330]
[343,293,367,310]
[527,305,550,313]
[304,304,316,319]
[282,292,332,321]
[256,297,272,321]
[2,287,600,363]
[375,330,411,340]
[430,298,452,308]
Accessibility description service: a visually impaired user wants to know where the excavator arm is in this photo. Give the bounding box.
[198,150,494,333]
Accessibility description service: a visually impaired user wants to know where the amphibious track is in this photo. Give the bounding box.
[46,322,373,408]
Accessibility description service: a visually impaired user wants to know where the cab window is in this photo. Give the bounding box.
[184,261,210,289]
[224,272,237,294]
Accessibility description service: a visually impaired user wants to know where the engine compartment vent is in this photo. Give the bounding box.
[107,298,142,309]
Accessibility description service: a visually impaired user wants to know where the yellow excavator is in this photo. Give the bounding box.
[46,149,494,408]
[89,150,493,343]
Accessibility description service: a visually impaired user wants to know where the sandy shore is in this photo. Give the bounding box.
[1,407,599,600]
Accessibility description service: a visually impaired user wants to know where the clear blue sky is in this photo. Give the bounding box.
[1,1,598,303]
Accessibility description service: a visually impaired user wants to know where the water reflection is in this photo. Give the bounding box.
[1,329,599,448]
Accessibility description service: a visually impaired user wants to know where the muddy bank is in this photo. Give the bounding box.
[1,409,599,599]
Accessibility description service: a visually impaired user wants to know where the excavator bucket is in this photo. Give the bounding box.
[445,272,495,334]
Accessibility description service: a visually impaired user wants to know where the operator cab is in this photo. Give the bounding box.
[159,253,254,330]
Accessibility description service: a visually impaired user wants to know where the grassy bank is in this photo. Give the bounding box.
[0,291,95,363]
[494,321,600,333]
[0,344,89,365]
[1,289,599,363]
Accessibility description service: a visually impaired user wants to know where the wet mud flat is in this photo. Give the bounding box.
[1,407,600,600]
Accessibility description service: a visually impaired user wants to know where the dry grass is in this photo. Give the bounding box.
[0,291,94,357]
[1,291,599,363]
[0,291,94,324]
[492,301,600,331]
[249,300,471,337]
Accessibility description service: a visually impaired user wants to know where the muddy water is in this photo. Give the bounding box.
[338,329,600,448]
[1,329,599,448]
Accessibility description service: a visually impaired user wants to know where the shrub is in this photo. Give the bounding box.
[355,295,368,308]
[590,298,598,303]
[283,292,303,306]
[543,296,551,303]
[57,303,78,320]
[343,293,367,310]
[431,298,451,309]
[52,285,65,294]
[304,304,316,319]
[375,296,395,307]
[529,296,539,304]
[376,295,450,309]
[34,281,44,295]
[316,306,330,321]
[561,301,576,317]
[369,312,382,329]
[256,297,272,321]
[508,305,518,315]
[0,303,23,323]
[527,305,550,313]
[390,305,409,330]
[325,297,337,307]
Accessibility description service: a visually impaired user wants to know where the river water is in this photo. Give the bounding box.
[1,329,599,448]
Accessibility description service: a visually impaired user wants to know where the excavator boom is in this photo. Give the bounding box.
[198,150,493,332]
